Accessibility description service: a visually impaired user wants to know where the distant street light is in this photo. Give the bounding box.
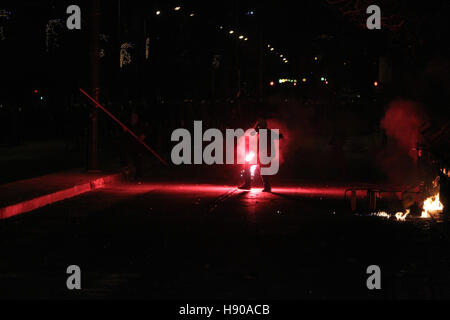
[229,30,235,34]
[156,10,161,15]
[174,6,181,11]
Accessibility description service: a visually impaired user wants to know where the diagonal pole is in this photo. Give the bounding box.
[80,88,168,166]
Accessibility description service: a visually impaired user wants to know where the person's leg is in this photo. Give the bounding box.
[239,165,252,189]
[262,174,271,192]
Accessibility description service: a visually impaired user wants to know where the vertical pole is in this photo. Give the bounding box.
[118,0,121,68]
[88,0,101,172]
[211,64,215,107]
[234,0,241,115]
[258,22,264,101]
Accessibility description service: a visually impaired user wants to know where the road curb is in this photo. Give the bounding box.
[0,172,127,220]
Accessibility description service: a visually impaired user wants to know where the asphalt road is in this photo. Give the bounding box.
[0,180,449,299]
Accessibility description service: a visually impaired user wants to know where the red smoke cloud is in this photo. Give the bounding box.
[381,100,425,155]
[378,99,427,184]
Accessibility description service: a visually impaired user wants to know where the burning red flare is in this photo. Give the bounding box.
[245,152,255,162]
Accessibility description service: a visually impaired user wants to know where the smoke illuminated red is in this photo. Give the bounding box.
[378,99,427,184]
[381,100,424,153]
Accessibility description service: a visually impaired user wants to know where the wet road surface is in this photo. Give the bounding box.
[0,180,449,299]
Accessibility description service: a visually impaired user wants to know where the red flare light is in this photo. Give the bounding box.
[245,152,255,162]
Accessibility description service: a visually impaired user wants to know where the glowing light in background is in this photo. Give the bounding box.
[278,79,297,84]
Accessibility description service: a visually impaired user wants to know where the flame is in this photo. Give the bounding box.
[395,209,410,222]
[371,209,410,221]
[369,193,444,221]
[421,193,444,218]
[245,152,255,162]
[372,212,391,219]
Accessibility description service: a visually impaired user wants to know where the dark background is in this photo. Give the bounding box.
[0,0,449,182]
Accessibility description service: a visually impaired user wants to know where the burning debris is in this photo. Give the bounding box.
[421,193,444,218]
[370,209,410,222]
[369,192,444,222]
[395,210,410,222]
[370,211,390,219]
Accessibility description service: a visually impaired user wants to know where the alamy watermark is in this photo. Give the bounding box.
[66,265,81,290]
[366,265,381,290]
